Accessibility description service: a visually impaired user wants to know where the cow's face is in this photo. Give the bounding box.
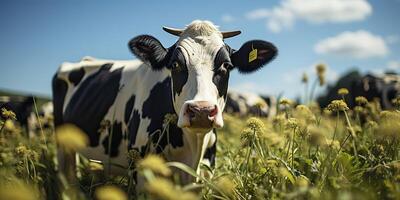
[129,20,277,132]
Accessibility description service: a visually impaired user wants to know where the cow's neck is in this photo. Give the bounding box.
[167,127,213,183]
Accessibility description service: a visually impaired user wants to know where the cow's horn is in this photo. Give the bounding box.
[162,26,183,36]
[221,30,241,39]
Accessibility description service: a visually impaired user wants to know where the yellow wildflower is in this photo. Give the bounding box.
[392,96,400,108]
[94,185,127,200]
[15,144,29,157]
[301,73,308,84]
[354,106,364,113]
[3,120,17,132]
[327,100,349,112]
[246,117,265,133]
[215,176,236,198]
[1,108,16,120]
[163,113,178,126]
[355,96,368,106]
[316,63,326,76]
[138,154,171,176]
[316,63,327,86]
[337,88,349,96]
[127,149,141,164]
[279,98,292,106]
[56,124,89,152]
[0,174,39,200]
[323,108,332,116]
[286,118,299,129]
[145,178,178,200]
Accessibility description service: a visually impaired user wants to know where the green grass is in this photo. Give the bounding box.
[1,95,400,199]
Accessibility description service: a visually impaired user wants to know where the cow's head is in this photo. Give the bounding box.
[129,20,277,132]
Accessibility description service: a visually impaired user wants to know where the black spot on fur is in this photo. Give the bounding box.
[213,47,231,98]
[125,95,135,124]
[102,122,123,157]
[68,67,85,86]
[128,109,140,149]
[142,77,184,153]
[63,63,122,146]
[170,48,188,97]
[203,131,217,167]
[52,75,68,126]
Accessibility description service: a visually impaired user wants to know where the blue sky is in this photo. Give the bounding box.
[0,0,399,99]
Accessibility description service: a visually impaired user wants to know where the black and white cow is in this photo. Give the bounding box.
[52,20,277,184]
[225,91,277,117]
[0,96,34,134]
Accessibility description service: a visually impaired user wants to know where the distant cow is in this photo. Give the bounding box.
[318,71,400,109]
[52,20,278,184]
[225,91,276,117]
[0,96,34,134]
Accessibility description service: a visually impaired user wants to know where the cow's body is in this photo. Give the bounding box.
[318,71,400,109]
[225,91,276,117]
[53,20,277,186]
[53,57,216,175]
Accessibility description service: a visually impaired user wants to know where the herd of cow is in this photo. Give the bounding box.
[1,20,399,193]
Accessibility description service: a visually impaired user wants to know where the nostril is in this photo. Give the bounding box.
[209,106,218,117]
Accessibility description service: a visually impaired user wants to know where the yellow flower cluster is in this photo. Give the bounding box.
[145,178,197,200]
[301,73,308,84]
[316,63,327,86]
[1,108,16,120]
[355,96,368,106]
[279,98,293,106]
[138,154,171,176]
[337,88,349,96]
[327,100,349,112]
[95,185,127,200]
[56,124,89,152]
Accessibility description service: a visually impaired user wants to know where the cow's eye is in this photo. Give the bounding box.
[223,62,233,70]
[172,61,181,71]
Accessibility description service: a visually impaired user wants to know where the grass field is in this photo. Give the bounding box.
[1,93,399,200]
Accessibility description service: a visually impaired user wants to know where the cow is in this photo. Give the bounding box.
[0,95,34,135]
[225,91,276,117]
[52,20,278,186]
[318,71,400,109]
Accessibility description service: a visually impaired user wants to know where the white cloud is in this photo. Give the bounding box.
[246,0,372,33]
[246,9,270,20]
[314,30,389,59]
[221,14,235,23]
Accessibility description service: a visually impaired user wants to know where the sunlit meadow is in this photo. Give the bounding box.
[0,65,399,200]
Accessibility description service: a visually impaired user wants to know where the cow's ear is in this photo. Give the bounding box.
[128,35,167,70]
[231,40,278,73]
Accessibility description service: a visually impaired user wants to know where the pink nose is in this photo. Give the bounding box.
[186,101,218,128]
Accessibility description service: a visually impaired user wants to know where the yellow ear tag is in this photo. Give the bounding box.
[249,45,257,63]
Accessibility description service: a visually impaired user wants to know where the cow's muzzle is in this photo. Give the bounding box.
[178,101,222,129]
